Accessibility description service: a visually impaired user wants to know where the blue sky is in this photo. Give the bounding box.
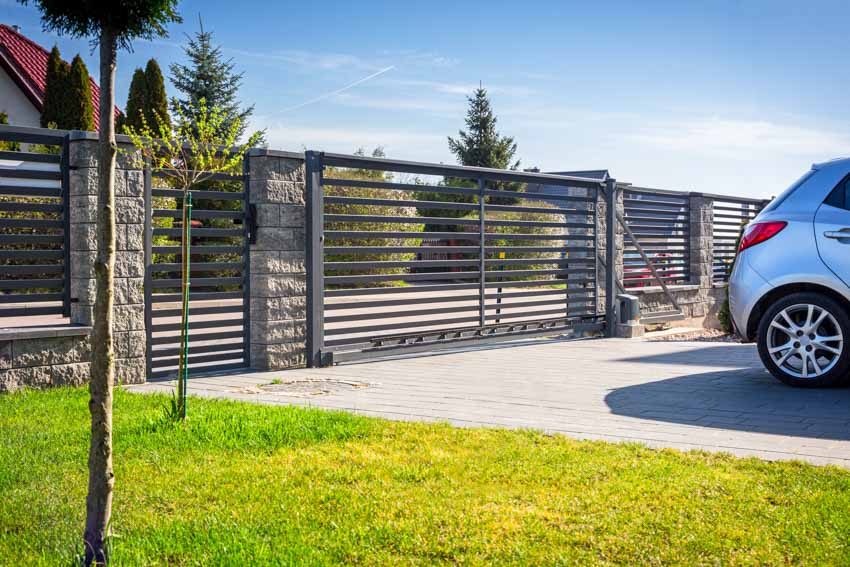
[3,0,849,197]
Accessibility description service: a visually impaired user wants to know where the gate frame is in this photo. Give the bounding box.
[305,151,608,367]
[142,160,253,379]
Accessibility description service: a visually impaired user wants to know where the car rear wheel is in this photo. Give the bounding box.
[756,292,850,387]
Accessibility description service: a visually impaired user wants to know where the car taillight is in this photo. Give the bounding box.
[738,221,787,253]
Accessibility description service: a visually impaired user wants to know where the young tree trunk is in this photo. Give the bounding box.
[83,27,117,567]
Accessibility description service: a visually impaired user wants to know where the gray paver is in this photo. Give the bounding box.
[128,337,850,467]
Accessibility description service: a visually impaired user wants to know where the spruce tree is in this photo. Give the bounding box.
[447,87,521,205]
[0,112,20,151]
[41,45,69,128]
[122,67,147,132]
[66,55,94,130]
[169,19,254,138]
[143,58,170,133]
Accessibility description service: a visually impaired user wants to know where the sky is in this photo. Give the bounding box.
[2,0,850,198]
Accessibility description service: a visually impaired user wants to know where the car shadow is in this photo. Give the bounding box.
[605,350,850,440]
[613,343,765,369]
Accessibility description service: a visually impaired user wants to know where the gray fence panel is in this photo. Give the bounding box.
[307,152,605,366]
[0,126,69,320]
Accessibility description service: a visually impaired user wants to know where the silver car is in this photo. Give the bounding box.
[729,158,850,387]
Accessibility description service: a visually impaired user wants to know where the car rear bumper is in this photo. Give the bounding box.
[728,253,773,341]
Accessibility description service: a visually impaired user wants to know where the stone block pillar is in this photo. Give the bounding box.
[689,194,714,286]
[67,133,147,384]
[688,194,715,318]
[595,182,624,317]
[247,149,307,370]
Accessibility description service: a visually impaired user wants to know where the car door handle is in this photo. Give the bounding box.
[824,229,850,239]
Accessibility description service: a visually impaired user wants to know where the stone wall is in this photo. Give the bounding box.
[0,327,91,392]
[247,149,308,370]
[67,133,146,384]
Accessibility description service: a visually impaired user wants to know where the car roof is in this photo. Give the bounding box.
[812,157,850,171]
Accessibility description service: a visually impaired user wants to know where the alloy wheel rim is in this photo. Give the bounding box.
[767,303,844,379]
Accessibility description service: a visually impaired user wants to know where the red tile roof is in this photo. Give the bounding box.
[0,24,120,131]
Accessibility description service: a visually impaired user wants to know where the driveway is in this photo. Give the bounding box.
[128,336,850,467]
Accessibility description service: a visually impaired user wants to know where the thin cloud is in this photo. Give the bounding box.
[275,66,396,114]
[629,118,850,159]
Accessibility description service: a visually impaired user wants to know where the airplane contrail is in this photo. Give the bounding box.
[278,65,395,114]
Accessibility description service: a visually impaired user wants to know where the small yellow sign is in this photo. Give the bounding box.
[498,251,505,259]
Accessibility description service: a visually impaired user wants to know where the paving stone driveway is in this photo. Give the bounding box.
[129,337,850,467]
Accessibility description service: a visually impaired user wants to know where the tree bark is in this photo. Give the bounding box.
[83,27,117,567]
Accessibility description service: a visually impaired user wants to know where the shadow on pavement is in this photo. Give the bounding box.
[605,364,850,441]
[613,343,763,369]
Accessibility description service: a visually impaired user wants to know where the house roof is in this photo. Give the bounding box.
[0,24,119,130]
[524,169,610,199]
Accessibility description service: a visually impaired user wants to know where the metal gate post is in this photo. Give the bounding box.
[605,178,618,337]
[305,151,325,367]
[60,135,71,317]
[143,162,153,378]
[478,176,486,328]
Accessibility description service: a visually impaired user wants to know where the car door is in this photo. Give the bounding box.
[815,177,850,288]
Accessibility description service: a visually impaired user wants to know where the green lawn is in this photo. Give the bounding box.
[2,388,850,565]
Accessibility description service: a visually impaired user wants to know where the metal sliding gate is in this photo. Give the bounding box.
[144,166,251,379]
[305,151,606,366]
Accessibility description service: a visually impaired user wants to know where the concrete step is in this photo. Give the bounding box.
[640,310,685,324]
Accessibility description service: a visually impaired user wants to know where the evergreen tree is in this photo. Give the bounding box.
[122,67,147,132]
[169,19,255,139]
[447,86,521,205]
[41,45,69,128]
[66,54,94,130]
[0,112,20,151]
[143,58,170,133]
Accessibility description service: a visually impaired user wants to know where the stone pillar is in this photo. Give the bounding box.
[247,149,307,370]
[595,183,624,316]
[689,195,714,285]
[689,194,714,317]
[68,133,146,384]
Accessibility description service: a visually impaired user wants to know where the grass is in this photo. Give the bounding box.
[2,388,850,565]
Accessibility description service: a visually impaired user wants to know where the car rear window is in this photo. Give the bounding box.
[761,169,817,214]
[824,176,850,210]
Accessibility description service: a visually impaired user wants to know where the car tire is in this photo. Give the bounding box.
[756,292,850,387]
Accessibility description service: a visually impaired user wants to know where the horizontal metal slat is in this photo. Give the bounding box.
[324,231,588,241]
[151,262,242,272]
[0,278,63,290]
[0,202,62,213]
[0,292,62,303]
[153,209,244,220]
[153,227,243,238]
[151,277,242,288]
[0,264,63,275]
[152,188,245,201]
[150,329,244,346]
[152,350,246,368]
[0,249,63,260]
[325,177,479,197]
[151,170,241,182]
[153,318,245,333]
[152,303,244,319]
[149,361,248,380]
[0,185,61,198]
[0,304,63,317]
[0,150,60,163]
[152,340,246,359]
[151,291,243,303]
[0,168,60,180]
[152,245,243,255]
[0,218,63,229]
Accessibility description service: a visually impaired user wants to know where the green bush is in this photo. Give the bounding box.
[324,167,423,287]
